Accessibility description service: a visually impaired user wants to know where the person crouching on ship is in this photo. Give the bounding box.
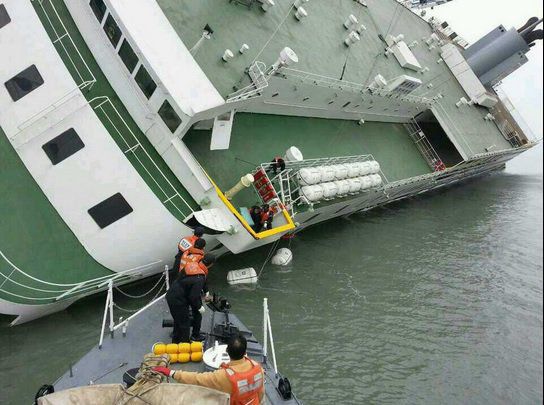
[269,156,286,175]
[179,238,206,273]
[260,204,274,230]
[173,227,205,272]
[153,334,265,404]
[166,254,216,343]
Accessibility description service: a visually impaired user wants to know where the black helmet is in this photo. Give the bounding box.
[202,254,216,266]
[194,238,206,249]
[193,226,205,237]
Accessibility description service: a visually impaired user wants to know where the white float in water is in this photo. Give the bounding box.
[227,267,258,285]
[271,248,293,266]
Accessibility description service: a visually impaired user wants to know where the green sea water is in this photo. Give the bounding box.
[1,148,542,404]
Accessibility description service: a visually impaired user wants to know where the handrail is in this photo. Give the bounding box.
[226,61,269,103]
[36,0,96,89]
[90,96,195,219]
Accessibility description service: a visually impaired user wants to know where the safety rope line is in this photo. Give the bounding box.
[113,282,166,313]
[114,273,165,299]
[257,239,281,278]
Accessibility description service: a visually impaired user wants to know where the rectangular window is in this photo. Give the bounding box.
[134,65,157,99]
[42,128,85,165]
[88,193,133,229]
[4,65,44,102]
[0,4,11,29]
[89,0,106,22]
[158,100,182,133]
[118,39,139,73]
[103,13,121,48]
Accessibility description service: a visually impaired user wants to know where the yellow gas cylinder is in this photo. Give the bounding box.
[169,353,178,364]
[190,341,203,353]
[166,343,178,354]
[152,343,166,355]
[190,351,203,362]
[178,343,191,354]
[178,353,191,363]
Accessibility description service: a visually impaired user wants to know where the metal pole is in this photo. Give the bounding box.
[164,265,170,290]
[263,298,268,362]
[98,288,111,349]
[266,303,278,375]
[108,280,114,337]
[113,293,166,332]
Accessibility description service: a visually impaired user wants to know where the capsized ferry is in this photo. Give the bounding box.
[0,0,541,324]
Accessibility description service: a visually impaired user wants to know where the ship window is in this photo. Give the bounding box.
[103,13,121,48]
[4,65,44,102]
[118,39,138,73]
[134,65,156,99]
[89,0,106,22]
[42,128,85,165]
[0,4,11,29]
[158,100,182,133]
[88,193,133,229]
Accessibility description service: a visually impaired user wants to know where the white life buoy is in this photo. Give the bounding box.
[271,248,293,266]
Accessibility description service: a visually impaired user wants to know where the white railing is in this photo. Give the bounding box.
[0,249,162,303]
[90,96,195,219]
[262,298,279,375]
[35,0,96,90]
[226,61,269,103]
[98,266,169,348]
[404,119,444,170]
[280,68,434,106]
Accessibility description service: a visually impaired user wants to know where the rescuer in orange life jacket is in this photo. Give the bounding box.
[153,334,265,404]
[260,204,274,231]
[166,253,216,343]
[173,227,205,272]
[179,237,206,272]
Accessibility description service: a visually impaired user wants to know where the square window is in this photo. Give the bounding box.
[4,65,44,102]
[134,65,157,99]
[88,193,133,229]
[89,0,106,22]
[158,100,182,133]
[103,13,121,48]
[118,39,139,73]
[42,128,85,165]
[0,4,11,29]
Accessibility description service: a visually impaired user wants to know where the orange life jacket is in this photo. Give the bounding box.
[179,247,204,272]
[221,357,264,405]
[178,235,198,252]
[184,261,209,277]
[260,209,274,223]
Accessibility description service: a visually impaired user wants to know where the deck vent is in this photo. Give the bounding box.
[344,31,360,47]
[294,7,307,20]
[239,44,250,54]
[344,15,358,30]
[385,75,422,95]
[368,74,388,92]
[222,49,234,62]
[261,0,275,11]
[268,47,299,75]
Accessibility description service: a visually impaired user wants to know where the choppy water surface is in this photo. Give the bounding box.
[2,158,542,404]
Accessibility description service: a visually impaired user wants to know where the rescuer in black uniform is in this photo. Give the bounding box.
[166,254,216,343]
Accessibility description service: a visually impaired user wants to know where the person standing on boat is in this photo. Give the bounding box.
[269,156,286,176]
[260,204,274,230]
[166,254,215,343]
[153,334,265,404]
[178,237,206,272]
[249,205,263,232]
[173,227,205,272]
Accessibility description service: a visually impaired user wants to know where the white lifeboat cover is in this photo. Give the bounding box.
[193,208,234,232]
[319,166,336,182]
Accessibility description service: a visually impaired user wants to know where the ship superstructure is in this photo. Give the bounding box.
[0,0,540,324]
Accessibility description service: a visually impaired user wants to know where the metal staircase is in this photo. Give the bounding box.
[404,119,446,171]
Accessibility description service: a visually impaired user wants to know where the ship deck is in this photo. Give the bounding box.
[159,0,512,157]
[184,112,431,210]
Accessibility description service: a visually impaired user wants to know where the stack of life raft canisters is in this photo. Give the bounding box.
[152,341,204,363]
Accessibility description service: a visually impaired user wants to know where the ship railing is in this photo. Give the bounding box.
[35,0,96,91]
[226,61,269,103]
[89,96,195,219]
[0,249,162,303]
[492,87,536,145]
[279,68,434,106]
[98,266,170,349]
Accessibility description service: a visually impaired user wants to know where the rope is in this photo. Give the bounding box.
[114,274,165,299]
[113,283,166,313]
[257,239,281,278]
